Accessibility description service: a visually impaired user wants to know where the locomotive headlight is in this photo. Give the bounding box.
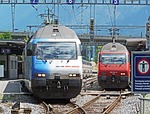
[41,74,46,77]
[121,73,125,76]
[73,74,76,77]
[35,73,46,77]
[68,74,80,77]
[37,74,42,76]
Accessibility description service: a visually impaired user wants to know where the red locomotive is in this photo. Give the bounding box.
[97,42,130,89]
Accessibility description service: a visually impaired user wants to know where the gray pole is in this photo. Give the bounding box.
[11,4,15,32]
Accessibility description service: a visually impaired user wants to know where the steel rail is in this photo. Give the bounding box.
[40,101,53,114]
[69,101,79,108]
[82,94,101,109]
[67,89,131,114]
[83,77,97,88]
[102,94,122,114]
[67,92,103,114]
[67,106,86,114]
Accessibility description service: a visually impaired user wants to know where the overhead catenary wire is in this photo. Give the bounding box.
[106,5,114,27]
[114,5,117,28]
[29,3,143,37]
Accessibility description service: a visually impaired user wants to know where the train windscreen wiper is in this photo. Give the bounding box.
[35,50,47,62]
[119,61,125,67]
[38,56,47,62]
[67,51,77,63]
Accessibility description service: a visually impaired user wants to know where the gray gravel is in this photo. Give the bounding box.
[0,94,45,114]
[110,93,150,114]
[110,94,141,114]
[0,93,150,114]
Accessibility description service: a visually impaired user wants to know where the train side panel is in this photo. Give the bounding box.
[82,60,93,79]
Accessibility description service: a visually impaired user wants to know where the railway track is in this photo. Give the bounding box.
[38,99,79,114]
[82,76,99,92]
[102,95,121,114]
[40,101,53,114]
[67,90,131,114]
[39,78,131,114]
[11,76,130,114]
[83,76,97,87]
[9,90,131,114]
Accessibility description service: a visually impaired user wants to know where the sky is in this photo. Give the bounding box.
[0,3,150,37]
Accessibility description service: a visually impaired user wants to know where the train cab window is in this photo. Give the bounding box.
[101,54,126,64]
[36,42,77,60]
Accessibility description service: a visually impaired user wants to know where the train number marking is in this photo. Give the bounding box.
[67,0,74,4]
[30,0,39,4]
[112,0,119,5]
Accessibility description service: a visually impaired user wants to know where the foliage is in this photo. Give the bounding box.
[94,46,102,64]
[0,32,12,40]
[0,34,4,39]
[82,45,103,63]
[24,36,29,43]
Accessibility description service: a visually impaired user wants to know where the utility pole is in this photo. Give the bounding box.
[90,18,94,42]
[89,18,94,61]
[11,4,15,32]
[146,16,150,50]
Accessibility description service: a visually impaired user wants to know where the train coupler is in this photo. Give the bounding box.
[112,77,115,82]
[57,81,61,88]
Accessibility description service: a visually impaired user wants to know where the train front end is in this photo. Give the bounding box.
[97,43,130,89]
[24,25,83,99]
[27,39,82,99]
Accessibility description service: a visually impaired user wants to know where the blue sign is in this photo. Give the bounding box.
[67,0,74,4]
[131,51,150,93]
[30,0,39,4]
[112,0,119,5]
[1,49,11,54]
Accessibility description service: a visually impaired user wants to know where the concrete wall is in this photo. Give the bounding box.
[0,55,7,71]
[0,55,18,79]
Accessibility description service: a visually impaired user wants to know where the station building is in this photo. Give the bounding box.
[0,32,27,80]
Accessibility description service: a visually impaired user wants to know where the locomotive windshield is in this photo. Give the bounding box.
[36,42,77,60]
[101,54,126,64]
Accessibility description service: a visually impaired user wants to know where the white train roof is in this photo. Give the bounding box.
[101,42,128,52]
[33,24,78,39]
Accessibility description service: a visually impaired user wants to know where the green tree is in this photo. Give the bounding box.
[3,32,12,39]
[24,36,29,43]
[94,46,102,64]
[0,32,12,40]
[0,34,4,39]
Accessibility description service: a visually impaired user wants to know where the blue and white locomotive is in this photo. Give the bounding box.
[23,24,83,99]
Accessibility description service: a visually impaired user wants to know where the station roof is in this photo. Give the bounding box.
[80,35,147,51]
[0,31,147,55]
[0,40,25,55]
